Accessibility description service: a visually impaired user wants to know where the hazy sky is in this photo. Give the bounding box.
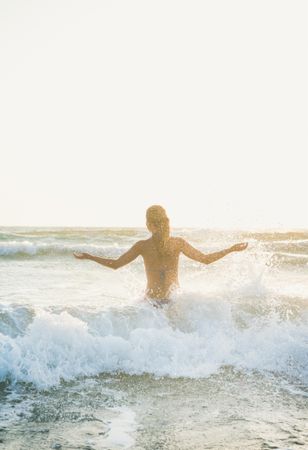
[1,0,307,228]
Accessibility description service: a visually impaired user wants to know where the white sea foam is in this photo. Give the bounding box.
[0,294,307,389]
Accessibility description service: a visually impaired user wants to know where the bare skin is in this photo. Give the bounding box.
[74,230,248,300]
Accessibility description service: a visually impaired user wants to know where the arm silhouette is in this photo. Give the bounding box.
[74,241,143,270]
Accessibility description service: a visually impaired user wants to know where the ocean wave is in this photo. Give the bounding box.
[0,295,307,389]
[268,240,308,257]
[0,228,147,241]
[0,241,127,257]
[268,252,308,268]
[0,305,35,338]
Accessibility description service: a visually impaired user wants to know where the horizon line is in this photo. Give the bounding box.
[1,224,308,233]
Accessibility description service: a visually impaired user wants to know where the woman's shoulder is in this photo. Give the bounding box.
[169,236,186,248]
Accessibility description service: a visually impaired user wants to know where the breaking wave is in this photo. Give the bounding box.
[0,293,307,389]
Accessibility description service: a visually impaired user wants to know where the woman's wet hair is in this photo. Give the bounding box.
[146,205,170,254]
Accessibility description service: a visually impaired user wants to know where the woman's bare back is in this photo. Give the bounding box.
[140,237,182,299]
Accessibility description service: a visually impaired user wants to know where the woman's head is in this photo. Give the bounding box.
[146,205,169,233]
[146,205,170,253]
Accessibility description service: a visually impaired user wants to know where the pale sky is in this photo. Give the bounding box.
[1,0,307,229]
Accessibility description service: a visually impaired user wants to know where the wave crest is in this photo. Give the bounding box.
[0,241,125,257]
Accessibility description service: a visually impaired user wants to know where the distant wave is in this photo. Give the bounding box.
[1,240,308,270]
[0,228,146,241]
[0,241,127,257]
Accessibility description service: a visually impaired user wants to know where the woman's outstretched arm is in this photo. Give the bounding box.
[73,241,143,270]
[179,239,248,265]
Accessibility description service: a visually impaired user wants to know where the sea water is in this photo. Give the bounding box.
[0,227,307,449]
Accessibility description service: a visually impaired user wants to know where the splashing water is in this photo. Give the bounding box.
[0,227,307,449]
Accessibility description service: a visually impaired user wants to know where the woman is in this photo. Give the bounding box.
[74,205,248,300]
